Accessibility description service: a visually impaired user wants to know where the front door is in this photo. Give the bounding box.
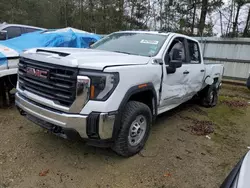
[159,37,190,113]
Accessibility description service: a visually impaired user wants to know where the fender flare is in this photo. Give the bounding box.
[112,83,158,139]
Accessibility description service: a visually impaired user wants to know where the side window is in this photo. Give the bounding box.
[4,26,22,39]
[187,40,201,64]
[23,27,40,34]
[165,37,186,64]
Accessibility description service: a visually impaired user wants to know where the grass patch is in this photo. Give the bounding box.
[204,94,249,147]
[179,84,250,150]
[222,84,250,94]
[220,84,250,99]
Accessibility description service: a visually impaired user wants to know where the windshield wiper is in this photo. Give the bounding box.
[113,50,149,57]
[113,50,133,55]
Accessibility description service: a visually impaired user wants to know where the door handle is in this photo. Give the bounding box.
[200,69,205,72]
[183,71,189,75]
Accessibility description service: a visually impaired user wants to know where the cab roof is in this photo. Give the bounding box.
[115,30,170,36]
[113,30,199,43]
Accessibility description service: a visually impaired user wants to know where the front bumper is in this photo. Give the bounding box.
[15,92,116,140]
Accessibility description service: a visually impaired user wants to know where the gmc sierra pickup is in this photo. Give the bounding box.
[15,31,224,157]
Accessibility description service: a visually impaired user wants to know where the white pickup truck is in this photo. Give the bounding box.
[15,31,224,157]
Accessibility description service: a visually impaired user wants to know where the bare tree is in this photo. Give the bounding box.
[198,0,208,36]
[158,0,163,30]
[232,0,247,37]
[191,0,198,35]
[243,6,250,37]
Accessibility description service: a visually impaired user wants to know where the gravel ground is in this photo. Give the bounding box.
[0,85,250,188]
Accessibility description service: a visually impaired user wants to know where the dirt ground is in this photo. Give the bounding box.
[1,84,250,188]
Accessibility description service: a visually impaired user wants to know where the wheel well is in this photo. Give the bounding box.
[113,87,157,140]
[199,77,220,96]
[129,90,155,115]
[213,77,219,84]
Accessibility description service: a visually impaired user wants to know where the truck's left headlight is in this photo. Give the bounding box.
[79,70,119,101]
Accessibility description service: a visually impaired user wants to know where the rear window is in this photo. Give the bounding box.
[23,27,40,34]
[187,39,201,64]
[4,26,22,39]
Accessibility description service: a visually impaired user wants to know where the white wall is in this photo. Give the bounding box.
[194,37,250,79]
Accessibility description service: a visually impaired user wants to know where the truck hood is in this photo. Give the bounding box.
[22,47,151,70]
[0,45,19,71]
[0,45,19,58]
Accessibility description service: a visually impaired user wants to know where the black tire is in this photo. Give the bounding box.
[247,76,250,90]
[200,84,218,108]
[112,101,152,157]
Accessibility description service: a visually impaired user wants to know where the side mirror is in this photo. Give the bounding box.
[169,60,182,68]
[0,30,7,40]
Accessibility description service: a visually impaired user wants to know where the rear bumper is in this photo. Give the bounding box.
[15,92,116,141]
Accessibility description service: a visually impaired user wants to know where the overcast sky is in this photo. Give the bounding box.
[212,0,250,36]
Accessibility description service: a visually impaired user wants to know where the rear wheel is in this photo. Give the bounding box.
[113,101,152,157]
[200,84,218,108]
[247,76,250,90]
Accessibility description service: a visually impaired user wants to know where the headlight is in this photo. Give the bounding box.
[79,70,119,101]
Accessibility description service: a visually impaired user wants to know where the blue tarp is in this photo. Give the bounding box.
[0,28,101,53]
[0,28,101,66]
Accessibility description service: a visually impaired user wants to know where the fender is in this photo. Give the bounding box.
[112,83,158,140]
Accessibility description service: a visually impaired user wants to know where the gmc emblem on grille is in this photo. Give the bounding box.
[26,67,49,79]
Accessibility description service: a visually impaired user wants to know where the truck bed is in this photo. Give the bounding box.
[205,63,224,79]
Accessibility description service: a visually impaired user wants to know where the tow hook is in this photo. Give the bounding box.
[52,125,62,134]
[17,107,27,116]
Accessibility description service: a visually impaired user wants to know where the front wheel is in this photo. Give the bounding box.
[200,84,219,108]
[112,101,152,157]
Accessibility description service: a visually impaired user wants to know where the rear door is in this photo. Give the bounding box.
[184,39,205,98]
[22,27,41,34]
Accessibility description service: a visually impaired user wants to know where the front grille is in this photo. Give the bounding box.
[18,58,78,107]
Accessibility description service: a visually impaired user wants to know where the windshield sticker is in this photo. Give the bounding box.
[149,50,156,56]
[150,45,158,50]
[140,40,159,45]
[149,46,158,56]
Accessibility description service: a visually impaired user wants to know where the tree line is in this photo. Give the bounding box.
[0,0,249,37]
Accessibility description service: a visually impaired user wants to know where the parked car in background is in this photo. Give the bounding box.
[0,23,44,40]
[16,31,224,157]
[221,151,250,188]
[0,27,100,106]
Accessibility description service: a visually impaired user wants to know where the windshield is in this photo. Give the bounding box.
[91,32,168,57]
